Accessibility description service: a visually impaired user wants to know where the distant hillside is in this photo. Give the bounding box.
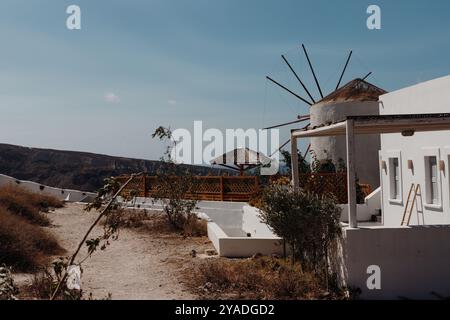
[0,143,231,192]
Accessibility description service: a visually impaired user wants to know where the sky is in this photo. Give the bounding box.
[0,0,450,162]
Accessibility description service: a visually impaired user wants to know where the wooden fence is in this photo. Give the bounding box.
[268,173,372,204]
[298,173,348,203]
[116,173,372,204]
[116,175,260,202]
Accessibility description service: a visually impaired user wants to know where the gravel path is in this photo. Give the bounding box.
[31,203,213,300]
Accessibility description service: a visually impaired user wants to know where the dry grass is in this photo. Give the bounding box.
[27,269,82,300]
[104,209,207,237]
[0,207,64,272]
[183,214,208,237]
[187,257,345,300]
[0,184,65,271]
[0,184,64,226]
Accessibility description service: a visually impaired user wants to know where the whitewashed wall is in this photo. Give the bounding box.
[379,75,450,226]
[0,174,96,202]
[241,206,277,238]
[336,225,450,299]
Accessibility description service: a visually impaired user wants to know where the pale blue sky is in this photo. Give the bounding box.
[1,0,450,161]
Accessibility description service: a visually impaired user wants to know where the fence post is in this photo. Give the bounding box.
[143,175,147,198]
[220,176,224,201]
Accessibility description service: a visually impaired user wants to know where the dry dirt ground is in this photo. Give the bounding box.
[14,203,215,300]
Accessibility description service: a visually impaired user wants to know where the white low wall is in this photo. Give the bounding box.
[0,174,96,202]
[124,198,246,228]
[336,225,450,299]
[242,206,277,238]
[340,187,382,223]
[207,221,285,257]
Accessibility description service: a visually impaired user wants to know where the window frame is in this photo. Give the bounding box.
[423,148,442,210]
[387,150,403,205]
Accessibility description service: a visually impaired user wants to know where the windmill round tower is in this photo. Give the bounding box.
[309,78,386,188]
[265,44,387,189]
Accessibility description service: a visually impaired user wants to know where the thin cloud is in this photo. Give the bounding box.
[167,99,177,105]
[104,92,120,104]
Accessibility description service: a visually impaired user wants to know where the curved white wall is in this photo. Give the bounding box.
[310,100,381,188]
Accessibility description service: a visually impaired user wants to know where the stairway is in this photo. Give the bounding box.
[371,209,382,223]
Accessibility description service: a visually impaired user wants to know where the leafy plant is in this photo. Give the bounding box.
[151,126,200,234]
[259,184,342,282]
[280,149,311,174]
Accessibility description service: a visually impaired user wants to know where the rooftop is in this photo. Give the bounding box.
[292,113,450,137]
[210,148,270,166]
[314,78,387,106]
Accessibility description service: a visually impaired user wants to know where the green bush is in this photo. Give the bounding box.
[259,185,342,274]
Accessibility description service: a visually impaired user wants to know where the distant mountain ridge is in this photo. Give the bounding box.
[0,143,230,192]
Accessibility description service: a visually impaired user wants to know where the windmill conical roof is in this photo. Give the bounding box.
[314,78,387,106]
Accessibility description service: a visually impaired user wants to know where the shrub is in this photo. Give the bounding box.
[0,207,64,271]
[0,265,18,300]
[259,185,342,275]
[103,209,150,230]
[151,126,200,236]
[182,214,208,237]
[151,172,198,232]
[29,268,81,300]
[0,185,64,226]
[103,209,207,237]
[189,257,341,300]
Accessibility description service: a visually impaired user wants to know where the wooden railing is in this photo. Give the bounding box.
[298,173,372,204]
[298,173,348,203]
[116,173,372,204]
[115,175,260,202]
[268,173,370,204]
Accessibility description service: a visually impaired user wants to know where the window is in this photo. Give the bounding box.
[389,157,401,200]
[393,158,400,199]
[426,156,439,205]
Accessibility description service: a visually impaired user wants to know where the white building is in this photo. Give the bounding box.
[379,75,450,226]
[290,75,450,299]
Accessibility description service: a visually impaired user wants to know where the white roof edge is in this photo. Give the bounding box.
[380,74,450,100]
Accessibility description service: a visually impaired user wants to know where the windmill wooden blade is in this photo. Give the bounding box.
[336,50,353,90]
[263,116,310,130]
[362,72,373,81]
[302,143,311,158]
[269,123,311,157]
[302,44,323,99]
[270,139,291,157]
[281,54,315,104]
[266,76,313,106]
